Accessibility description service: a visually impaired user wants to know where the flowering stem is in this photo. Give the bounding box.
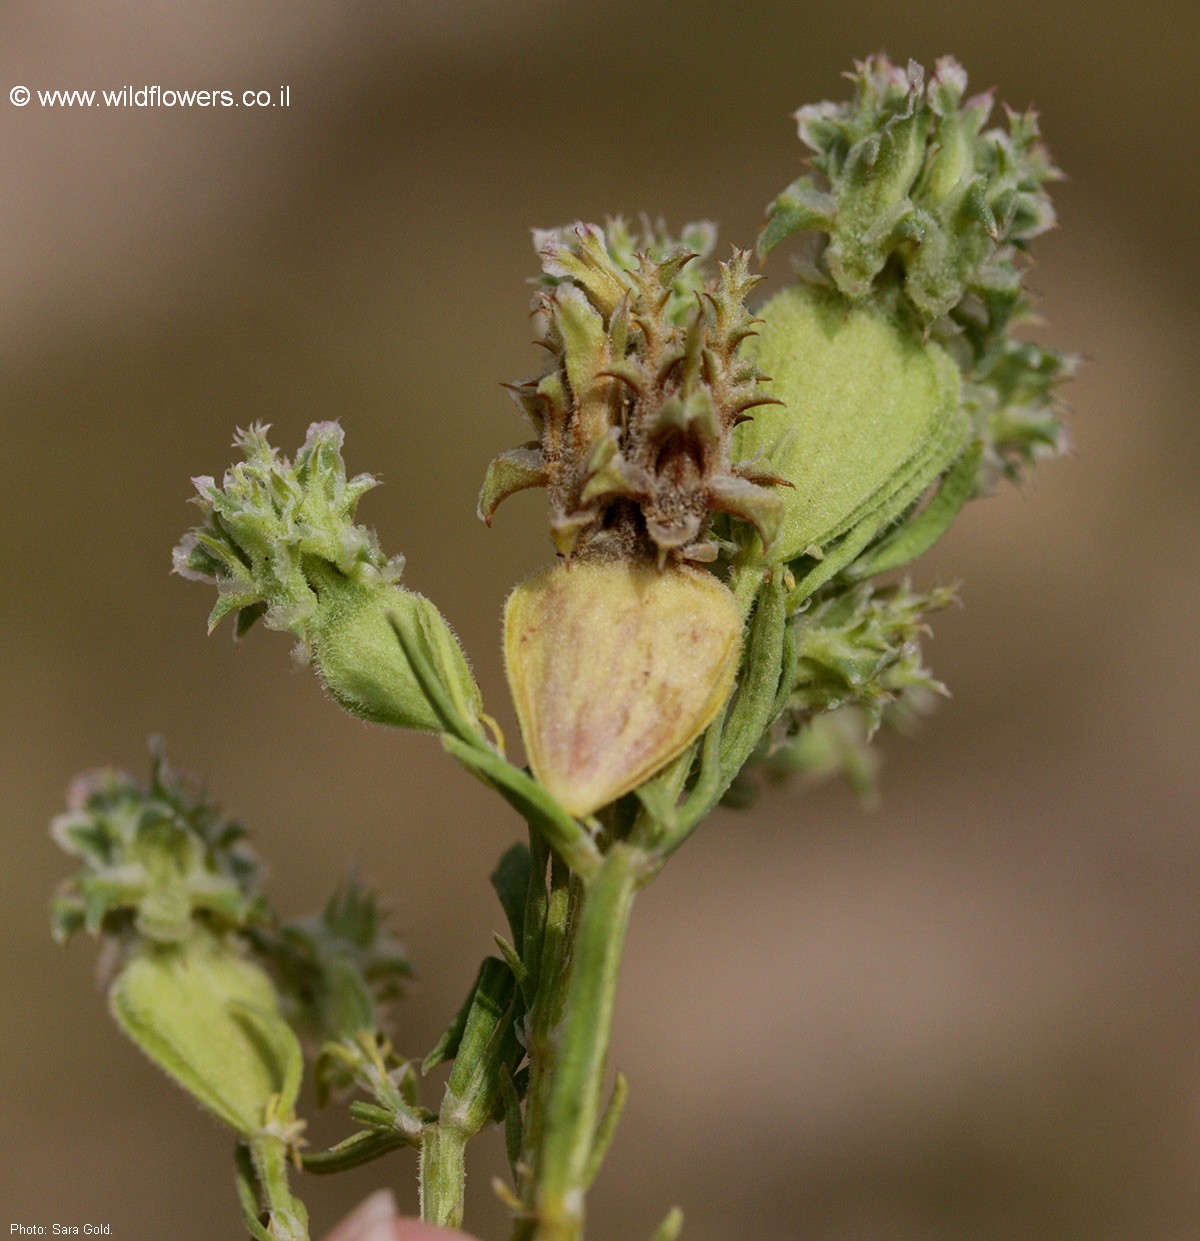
[528,842,646,1241]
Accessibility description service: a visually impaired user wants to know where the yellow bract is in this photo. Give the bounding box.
[505,560,742,818]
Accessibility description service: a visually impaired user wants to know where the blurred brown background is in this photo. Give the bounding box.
[2,2,1197,1238]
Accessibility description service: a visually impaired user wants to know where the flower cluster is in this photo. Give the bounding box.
[480,220,787,565]
[51,746,260,947]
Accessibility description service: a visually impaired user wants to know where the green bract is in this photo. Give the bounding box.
[174,422,480,732]
[110,929,302,1138]
[736,283,966,585]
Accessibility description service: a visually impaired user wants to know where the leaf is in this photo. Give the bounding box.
[583,1071,628,1189]
[440,735,602,880]
[441,957,524,1137]
[499,1065,524,1179]
[423,959,486,1075]
[490,842,532,947]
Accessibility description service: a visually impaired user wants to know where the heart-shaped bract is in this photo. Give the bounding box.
[505,560,742,817]
[736,284,966,597]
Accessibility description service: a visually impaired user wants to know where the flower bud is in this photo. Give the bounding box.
[504,559,741,817]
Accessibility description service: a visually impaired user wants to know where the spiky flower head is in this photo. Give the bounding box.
[480,219,787,565]
[726,581,953,808]
[174,421,402,646]
[174,423,480,731]
[785,580,953,732]
[50,746,260,946]
[757,55,1073,499]
[760,55,1059,330]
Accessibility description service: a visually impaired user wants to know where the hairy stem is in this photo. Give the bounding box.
[249,1132,309,1241]
[511,851,579,1239]
[420,1122,470,1228]
[528,843,644,1241]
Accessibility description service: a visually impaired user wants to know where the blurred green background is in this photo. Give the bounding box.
[2,2,1198,1238]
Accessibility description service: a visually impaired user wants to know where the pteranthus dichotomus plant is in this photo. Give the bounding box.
[50,56,1072,1241]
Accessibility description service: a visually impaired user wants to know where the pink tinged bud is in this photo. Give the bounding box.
[504,560,742,818]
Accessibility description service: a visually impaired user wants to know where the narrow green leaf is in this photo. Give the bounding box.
[422,959,486,1075]
[650,1206,684,1241]
[227,999,304,1117]
[499,1065,524,1179]
[235,1144,275,1241]
[349,1101,398,1127]
[493,932,531,1004]
[719,572,788,779]
[442,957,523,1137]
[521,829,550,996]
[491,842,531,947]
[301,1128,414,1174]
[441,735,602,881]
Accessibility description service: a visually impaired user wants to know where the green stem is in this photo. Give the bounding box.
[512,855,579,1240]
[530,844,645,1241]
[420,1121,470,1228]
[249,1132,309,1241]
